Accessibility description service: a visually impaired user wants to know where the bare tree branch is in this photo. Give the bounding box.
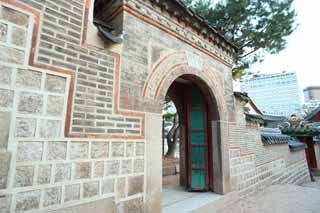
[239,47,260,58]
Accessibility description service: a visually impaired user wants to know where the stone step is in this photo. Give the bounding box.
[0,151,11,190]
[310,168,320,176]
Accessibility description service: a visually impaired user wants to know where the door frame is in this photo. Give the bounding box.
[304,137,318,169]
[185,87,211,191]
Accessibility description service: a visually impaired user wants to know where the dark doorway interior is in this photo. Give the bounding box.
[162,76,213,191]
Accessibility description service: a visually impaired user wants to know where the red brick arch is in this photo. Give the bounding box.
[143,51,228,120]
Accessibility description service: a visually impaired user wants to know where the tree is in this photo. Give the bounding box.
[162,95,180,158]
[165,113,180,157]
[184,0,297,78]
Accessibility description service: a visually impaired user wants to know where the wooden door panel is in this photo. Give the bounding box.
[186,88,209,191]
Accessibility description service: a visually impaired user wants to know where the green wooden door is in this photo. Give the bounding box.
[186,88,209,191]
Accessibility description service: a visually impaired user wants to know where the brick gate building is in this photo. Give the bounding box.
[0,0,310,212]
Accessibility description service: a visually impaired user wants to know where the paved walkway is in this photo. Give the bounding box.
[163,176,320,212]
[196,178,320,213]
[162,186,222,213]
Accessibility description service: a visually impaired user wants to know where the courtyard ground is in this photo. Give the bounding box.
[196,177,320,213]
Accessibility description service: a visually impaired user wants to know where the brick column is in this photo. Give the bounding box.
[145,113,162,213]
[212,120,231,194]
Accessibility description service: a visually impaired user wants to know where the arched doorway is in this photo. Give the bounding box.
[162,75,218,191]
[143,55,232,212]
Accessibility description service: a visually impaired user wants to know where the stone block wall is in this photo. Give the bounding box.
[119,2,236,118]
[0,0,236,211]
[229,124,309,197]
[0,1,146,212]
[0,0,308,212]
[10,139,144,212]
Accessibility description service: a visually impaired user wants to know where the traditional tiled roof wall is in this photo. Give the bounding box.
[124,0,237,65]
[228,123,308,195]
[280,122,320,136]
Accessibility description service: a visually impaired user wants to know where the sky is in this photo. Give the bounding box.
[251,0,320,91]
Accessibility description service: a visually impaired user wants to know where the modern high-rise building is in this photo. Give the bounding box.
[302,86,320,115]
[304,86,320,102]
[241,71,301,116]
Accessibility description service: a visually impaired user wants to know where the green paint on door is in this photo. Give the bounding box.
[187,88,208,190]
[191,170,206,188]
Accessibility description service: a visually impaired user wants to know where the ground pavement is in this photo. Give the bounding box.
[196,177,320,213]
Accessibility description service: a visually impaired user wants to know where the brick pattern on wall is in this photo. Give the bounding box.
[15,0,143,137]
[125,0,235,65]
[229,123,310,197]
[0,0,310,212]
[0,1,146,212]
[119,12,235,119]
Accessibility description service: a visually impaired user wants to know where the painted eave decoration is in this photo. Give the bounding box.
[280,121,320,137]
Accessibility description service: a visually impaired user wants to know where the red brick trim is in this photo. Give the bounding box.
[84,1,233,67]
[123,6,233,68]
[105,6,124,22]
[81,0,91,46]
[3,0,145,140]
[154,63,189,98]
[142,51,185,97]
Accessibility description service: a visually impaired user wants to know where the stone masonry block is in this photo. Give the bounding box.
[11,26,27,47]
[83,181,99,198]
[128,176,144,196]
[117,197,144,213]
[54,163,71,183]
[121,159,132,175]
[134,159,144,173]
[0,22,8,42]
[16,69,42,90]
[0,65,12,86]
[64,184,80,203]
[14,165,34,187]
[94,161,104,178]
[135,142,145,156]
[47,95,64,117]
[0,45,24,64]
[0,88,13,108]
[126,143,135,157]
[0,152,11,189]
[112,142,125,157]
[15,117,36,138]
[0,111,10,149]
[70,142,88,159]
[15,190,41,211]
[102,178,115,194]
[1,6,29,27]
[17,141,43,161]
[17,92,43,114]
[116,177,126,199]
[0,194,11,213]
[91,142,109,159]
[74,162,91,179]
[47,141,67,160]
[43,186,61,207]
[45,74,66,94]
[37,164,51,184]
[105,160,120,176]
[39,120,61,138]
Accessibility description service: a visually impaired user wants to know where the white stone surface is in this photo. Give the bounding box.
[162,186,222,213]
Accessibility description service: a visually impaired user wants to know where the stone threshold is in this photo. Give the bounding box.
[162,186,222,213]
